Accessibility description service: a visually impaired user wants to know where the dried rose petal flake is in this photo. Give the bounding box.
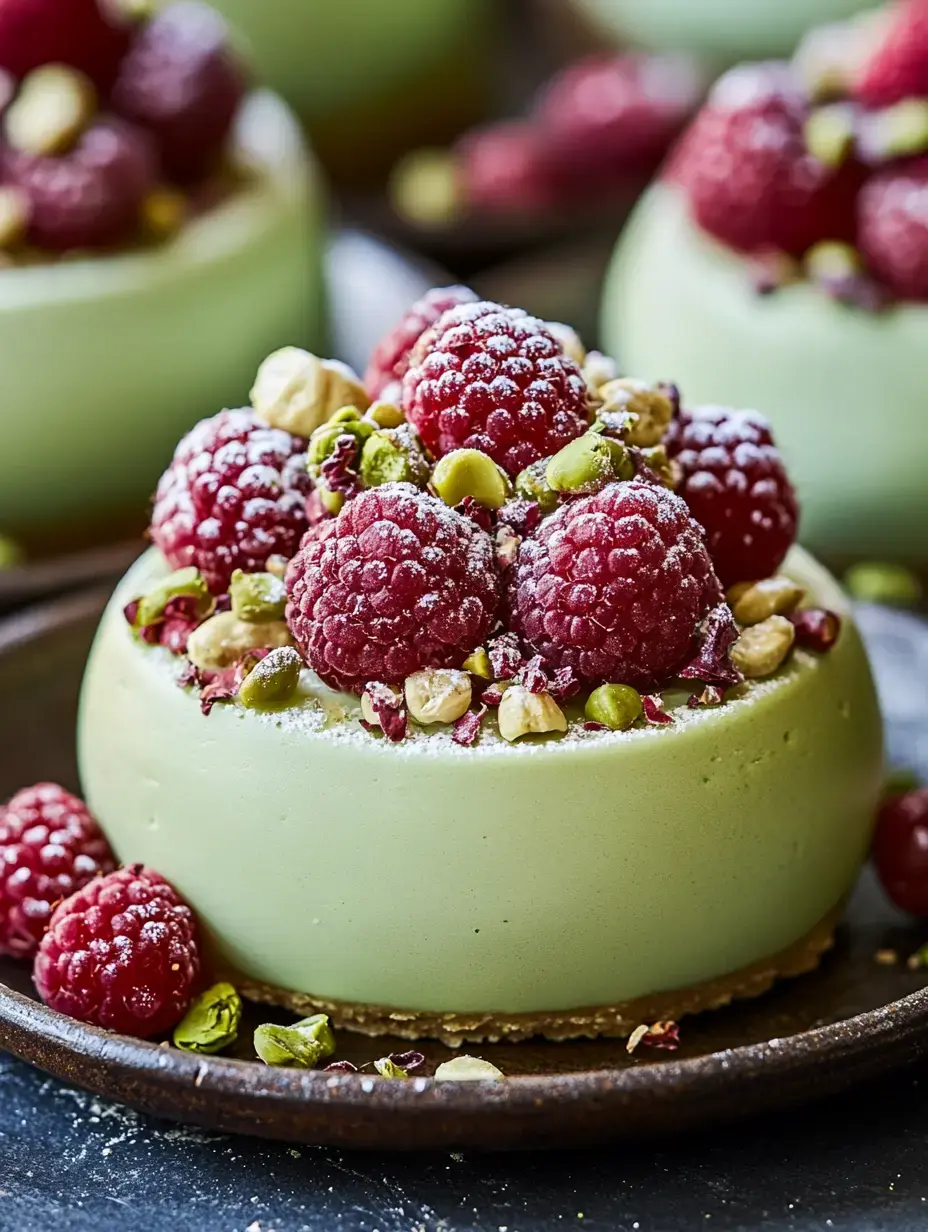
[453,706,487,747]
[365,681,408,743]
[642,1020,680,1050]
[455,496,495,533]
[642,695,673,725]
[498,498,541,537]
[679,604,742,689]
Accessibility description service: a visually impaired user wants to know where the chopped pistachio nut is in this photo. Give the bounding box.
[0,533,23,570]
[251,348,369,438]
[805,240,862,284]
[434,1055,505,1081]
[864,98,928,161]
[636,444,676,489]
[546,433,626,495]
[307,406,373,467]
[359,424,429,489]
[497,685,567,742]
[731,577,806,626]
[374,1055,414,1079]
[389,146,462,227]
[0,187,29,249]
[365,401,406,429]
[5,65,96,156]
[317,485,345,515]
[730,615,796,678]
[229,569,287,622]
[463,647,493,679]
[581,350,620,394]
[431,448,512,510]
[584,683,642,731]
[265,554,289,579]
[514,459,560,514]
[141,187,188,240]
[135,566,210,628]
[239,646,303,709]
[172,982,242,1054]
[597,378,673,447]
[545,320,586,367]
[404,668,472,725]
[361,683,402,727]
[803,103,855,167]
[254,1014,336,1069]
[186,611,293,672]
[844,561,923,607]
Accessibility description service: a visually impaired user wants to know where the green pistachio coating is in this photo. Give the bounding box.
[253,1013,336,1069]
[229,569,287,623]
[172,981,242,1054]
[514,459,560,514]
[546,434,619,495]
[585,683,643,731]
[431,448,512,510]
[136,566,210,628]
[238,646,303,709]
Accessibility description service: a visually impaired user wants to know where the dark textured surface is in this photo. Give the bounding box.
[0,598,927,1222]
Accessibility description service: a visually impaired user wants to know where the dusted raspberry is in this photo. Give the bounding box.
[286,483,501,693]
[854,0,928,107]
[536,53,704,187]
[873,787,928,916]
[858,159,928,301]
[0,0,129,89]
[364,285,478,399]
[665,406,798,586]
[676,62,859,255]
[509,481,722,688]
[456,122,555,214]
[112,1,246,182]
[0,784,115,960]
[33,864,199,1037]
[150,409,311,594]
[3,118,156,251]
[403,301,590,477]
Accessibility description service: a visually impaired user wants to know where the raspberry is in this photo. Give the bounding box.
[509,481,722,688]
[0,784,115,960]
[456,122,555,215]
[150,409,312,594]
[286,483,501,693]
[402,301,590,477]
[33,865,199,1037]
[536,53,704,188]
[364,285,478,400]
[111,1,245,183]
[665,406,798,587]
[873,787,928,916]
[0,0,129,90]
[3,118,156,251]
[854,0,928,107]
[858,159,928,301]
[677,62,859,256]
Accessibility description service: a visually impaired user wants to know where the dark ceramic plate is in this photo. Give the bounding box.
[0,593,927,1151]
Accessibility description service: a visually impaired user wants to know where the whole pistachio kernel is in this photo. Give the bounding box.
[434,1055,505,1081]
[5,65,97,156]
[186,611,293,671]
[514,459,560,515]
[545,433,617,495]
[732,577,806,626]
[229,569,287,623]
[431,448,512,510]
[462,647,493,679]
[497,686,567,742]
[365,401,406,429]
[404,668,472,724]
[172,982,242,1054]
[317,485,345,515]
[251,349,369,438]
[238,646,303,709]
[307,407,373,467]
[803,103,855,167]
[584,683,643,731]
[254,1014,336,1069]
[136,566,210,628]
[730,615,796,678]
[805,240,862,283]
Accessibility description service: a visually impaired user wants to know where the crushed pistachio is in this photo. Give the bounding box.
[434,1055,505,1081]
[584,683,642,731]
[5,65,96,156]
[545,320,586,366]
[134,566,211,629]
[805,240,863,284]
[404,668,472,725]
[238,646,303,709]
[0,187,29,249]
[844,561,923,608]
[803,103,855,166]
[462,647,493,679]
[229,569,287,623]
[514,459,560,515]
[307,406,373,467]
[141,187,188,240]
[907,945,928,972]
[173,982,242,1054]
[254,1014,336,1069]
[581,350,620,394]
[730,615,796,678]
[545,433,625,496]
[0,533,23,570]
[373,1050,424,1079]
[874,949,899,966]
[359,425,428,489]
[862,98,928,161]
[626,1024,650,1055]
[389,147,462,227]
[431,448,512,510]
[497,686,567,742]
[186,611,292,672]
[731,577,806,626]
[596,378,673,447]
[251,348,369,438]
[365,401,406,429]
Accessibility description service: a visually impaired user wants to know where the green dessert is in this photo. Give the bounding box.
[75,291,883,1043]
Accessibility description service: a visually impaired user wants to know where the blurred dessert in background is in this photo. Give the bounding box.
[572,0,877,63]
[601,0,928,563]
[0,0,323,553]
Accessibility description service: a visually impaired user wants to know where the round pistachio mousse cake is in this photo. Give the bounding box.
[0,0,323,546]
[602,2,928,562]
[79,291,883,1044]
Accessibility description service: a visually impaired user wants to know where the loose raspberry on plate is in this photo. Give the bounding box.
[858,158,928,301]
[402,300,591,476]
[509,481,722,688]
[0,784,115,960]
[111,0,245,182]
[873,787,928,916]
[0,0,129,90]
[665,406,798,587]
[286,483,501,693]
[150,409,312,594]
[675,62,859,255]
[455,121,556,215]
[854,0,928,108]
[3,117,156,251]
[33,864,199,1037]
[364,285,478,400]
